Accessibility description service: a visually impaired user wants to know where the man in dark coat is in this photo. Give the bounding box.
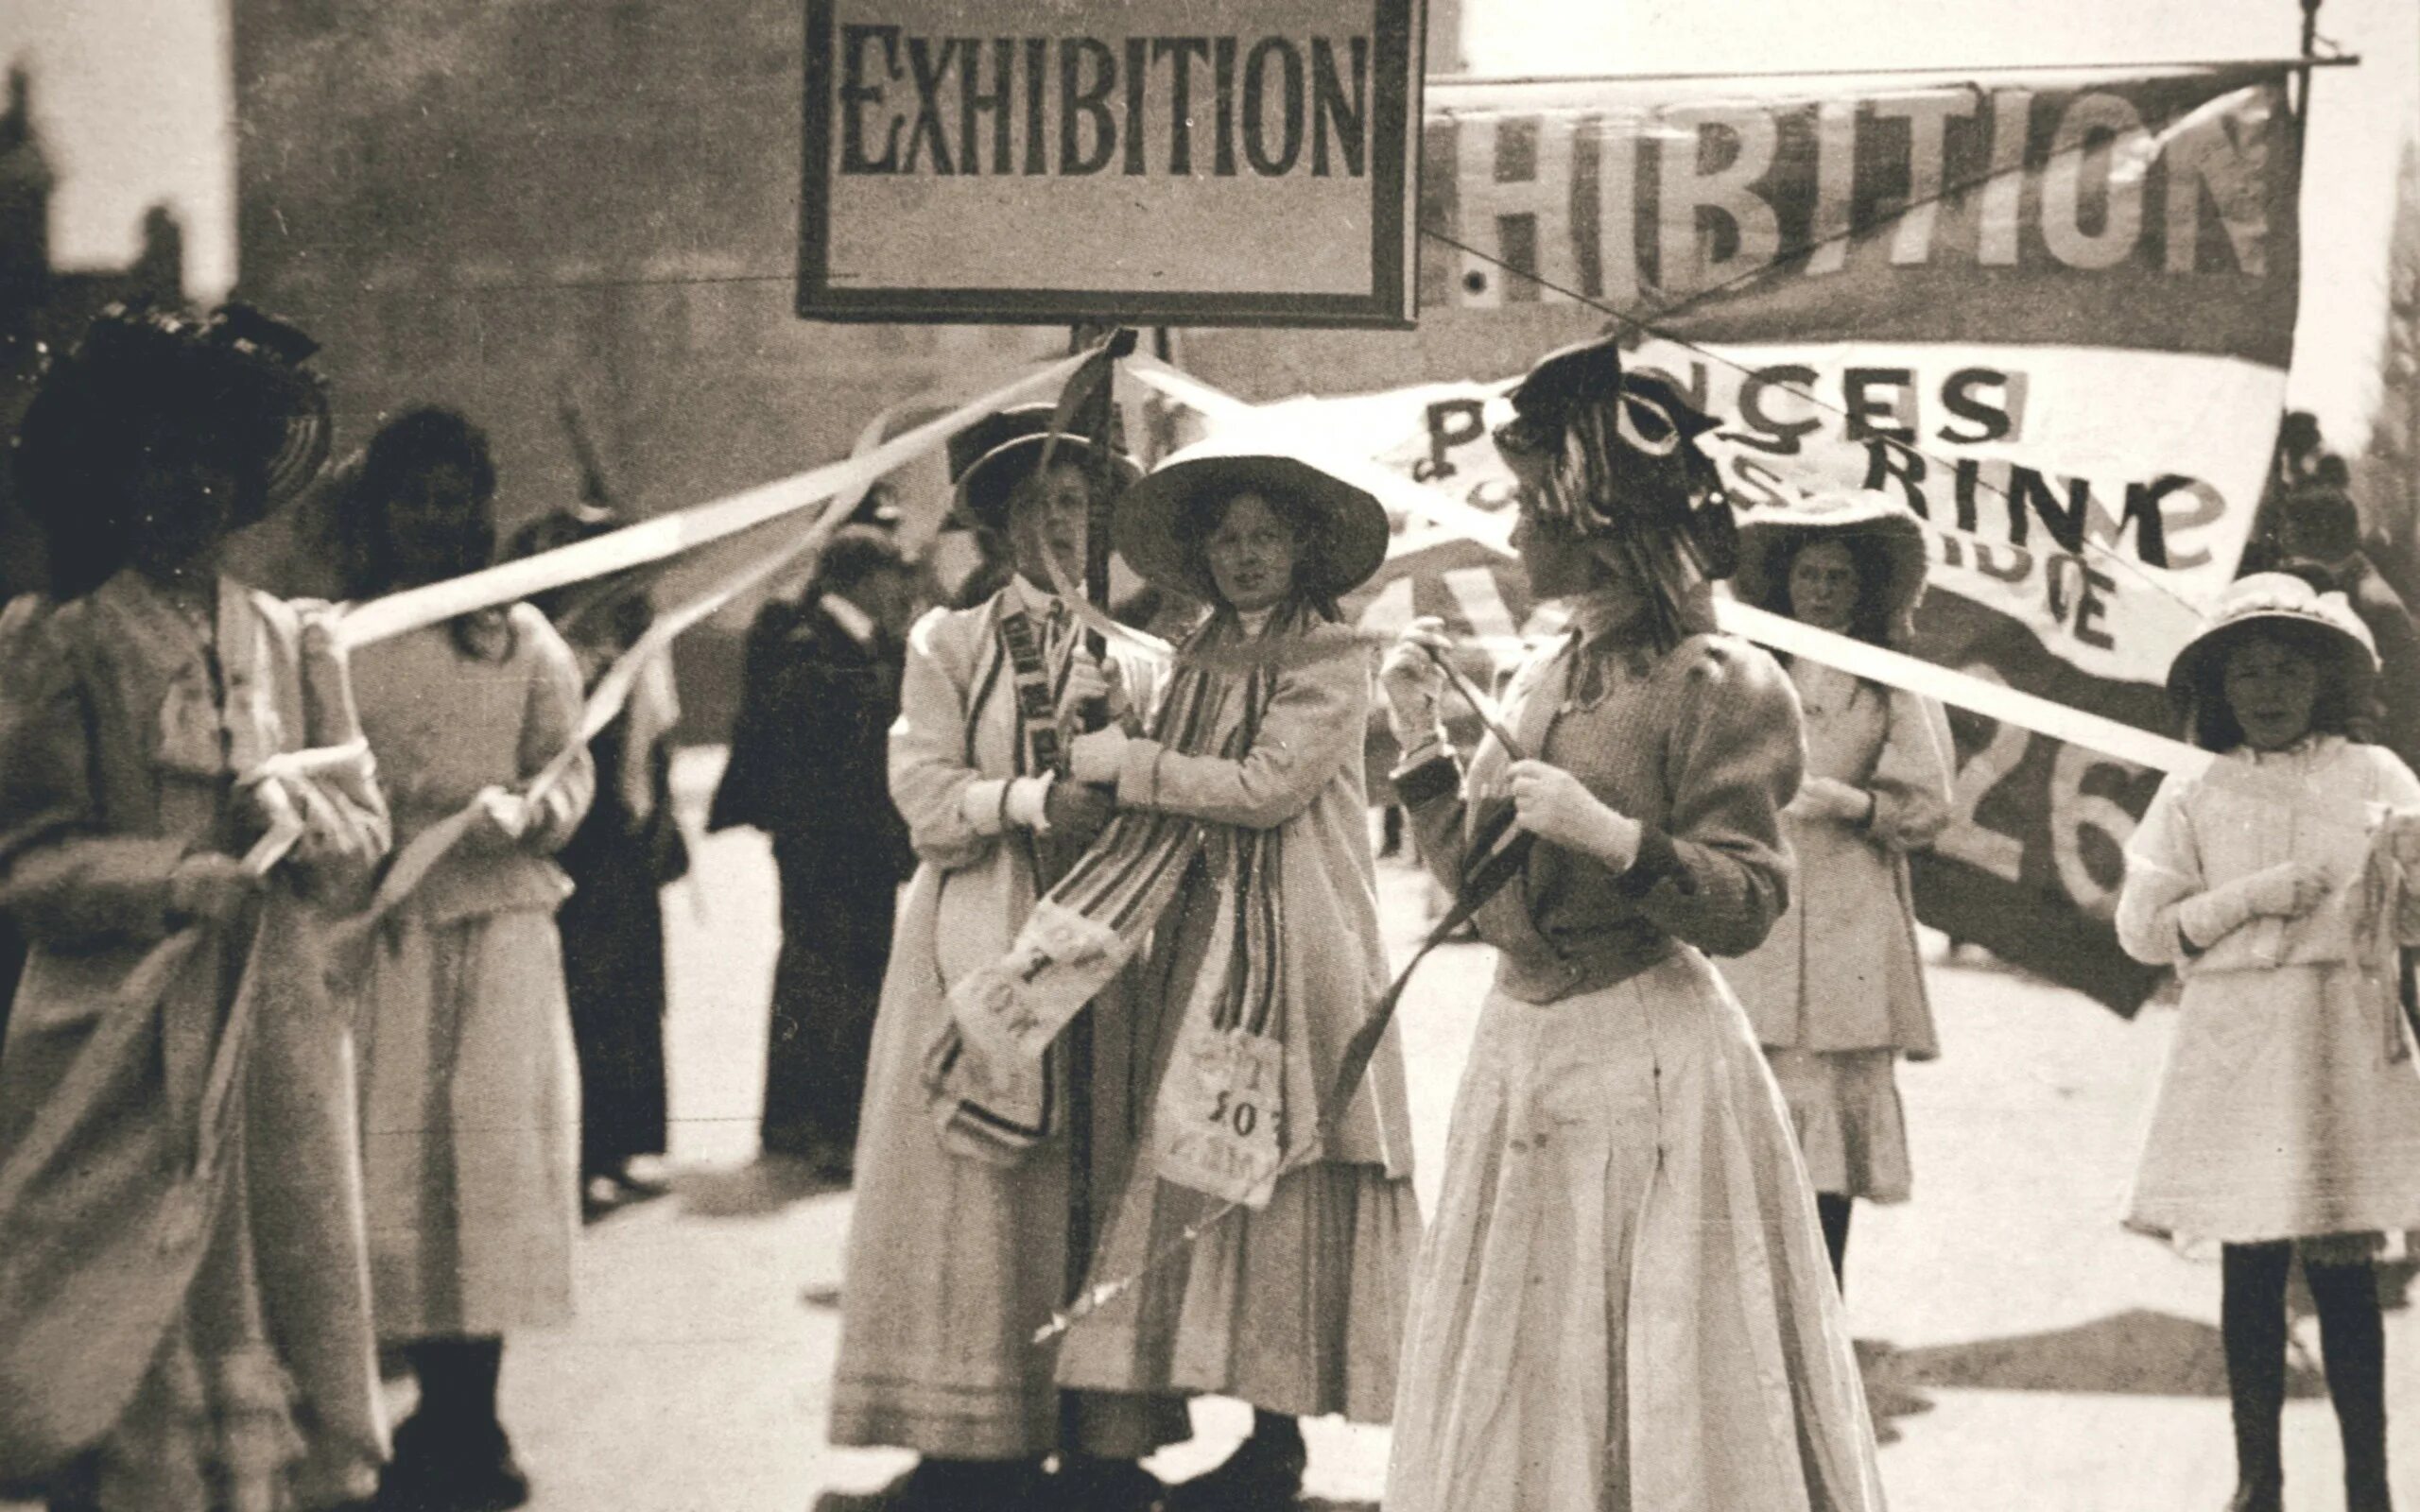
[709,525,918,1177]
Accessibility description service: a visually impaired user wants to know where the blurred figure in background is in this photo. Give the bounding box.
[2271,478,2420,774]
[335,407,596,1512]
[708,524,918,1178]
[509,503,687,1220]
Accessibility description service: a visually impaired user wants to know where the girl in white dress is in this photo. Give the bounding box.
[2117,570,2420,1512]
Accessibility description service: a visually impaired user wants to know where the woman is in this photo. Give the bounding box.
[1379,336,1884,1512]
[1042,442,1419,1508]
[336,407,596,1512]
[1723,493,1953,1288]
[0,303,390,1512]
[829,404,1185,1512]
[2116,570,2420,1512]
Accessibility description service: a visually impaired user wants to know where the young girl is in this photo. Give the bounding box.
[1050,445,1420,1509]
[335,408,596,1512]
[0,303,389,1512]
[1723,494,1953,1289]
[2117,570,2420,1512]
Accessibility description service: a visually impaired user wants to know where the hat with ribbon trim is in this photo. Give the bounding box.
[1490,335,1737,580]
[2166,570,2378,706]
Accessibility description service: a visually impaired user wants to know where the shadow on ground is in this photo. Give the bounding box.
[674,1155,847,1218]
[812,1495,1376,1512]
[1882,1307,2327,1404]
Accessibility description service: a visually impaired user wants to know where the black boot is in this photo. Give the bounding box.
[876,1458,1047,1512]
[2308,1259,2394,1512]
[1055,1454,1167,1512]
[2221,1244,2291,1512]
[1167,1411,1306,1510]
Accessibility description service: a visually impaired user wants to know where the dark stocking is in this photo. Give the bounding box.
[2307,1260,2392,1511]
[406,1335,506,1432]
[1816,1194,1854,1292]
[2221,1243,2292,1503]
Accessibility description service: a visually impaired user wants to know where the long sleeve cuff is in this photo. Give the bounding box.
[1616,826,1693,896]
[2175,887,2246,951]
[1116,739,1168,811]
[1006,775,1054,833]
[960,775,1055,835]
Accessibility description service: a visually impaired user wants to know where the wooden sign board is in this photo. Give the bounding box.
[798,0,1424,328]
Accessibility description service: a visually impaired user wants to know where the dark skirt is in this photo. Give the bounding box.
[557,822,670,1174]
[761,836,897,1160]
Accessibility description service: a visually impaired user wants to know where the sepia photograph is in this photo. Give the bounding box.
[2,1,2419,1508]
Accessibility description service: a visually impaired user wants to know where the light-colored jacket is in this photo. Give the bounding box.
[831,580,1179,1460]
[1111,619,1412,1174]
[1727,663,1952,1057]
[2117,735,2420,975]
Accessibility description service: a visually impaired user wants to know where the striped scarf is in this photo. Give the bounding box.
[924,602,1297,1166]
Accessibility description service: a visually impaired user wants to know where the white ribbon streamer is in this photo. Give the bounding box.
[334,352,1093,651]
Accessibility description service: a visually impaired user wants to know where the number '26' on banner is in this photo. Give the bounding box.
[797,0,1426,327]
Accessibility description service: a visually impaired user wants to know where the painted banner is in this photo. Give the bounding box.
[1178,63,2302,1011]
[798,0,1424,326]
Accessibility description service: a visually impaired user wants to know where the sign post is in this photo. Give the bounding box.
[797,1,1428,1461]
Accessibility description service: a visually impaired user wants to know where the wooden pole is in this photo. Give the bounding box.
[1056,318,1127,1461]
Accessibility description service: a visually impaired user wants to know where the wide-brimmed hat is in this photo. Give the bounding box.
[1732,490,1930,639]
[1114,438,1389,605]
[948,403,1140,530]
[12,301,330,539]
[2166,571,2378,704]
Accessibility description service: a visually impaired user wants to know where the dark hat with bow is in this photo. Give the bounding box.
[1491,335,1736,580]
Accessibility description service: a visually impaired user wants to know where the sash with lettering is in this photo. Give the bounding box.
[926,604,1296,1204]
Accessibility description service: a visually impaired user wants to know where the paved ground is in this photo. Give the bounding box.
[12,747,2420,1510]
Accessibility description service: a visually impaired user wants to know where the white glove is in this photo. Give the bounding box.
[1506,760,1642,870]
[2177,861,2331,948]
[1379,617,1453,747]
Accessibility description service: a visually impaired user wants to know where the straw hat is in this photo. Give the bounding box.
[947,403,1140,530]
[1113,438,1389,605]
[2166,570,2378,703]
[1732,490,1930,640]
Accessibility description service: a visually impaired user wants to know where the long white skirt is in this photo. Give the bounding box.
[1387,951,1885,1512]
